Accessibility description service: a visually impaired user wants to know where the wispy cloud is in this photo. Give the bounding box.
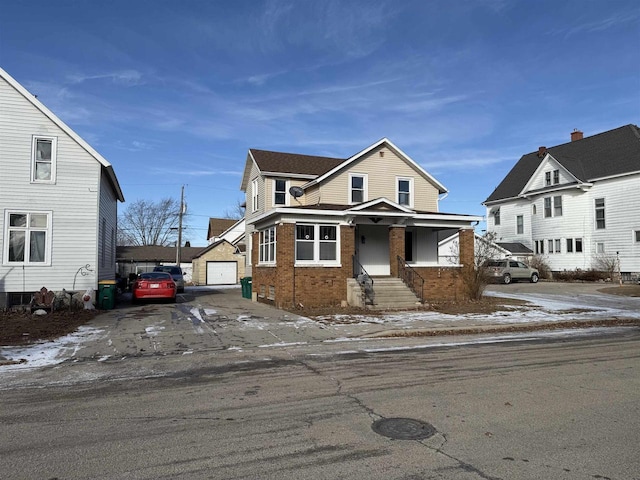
[554,10,639,38]
[67,70,144,86]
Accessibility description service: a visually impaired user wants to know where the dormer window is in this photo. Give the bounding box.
[32,136,57,183]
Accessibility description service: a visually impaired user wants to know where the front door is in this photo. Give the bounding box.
[357,225,390,276]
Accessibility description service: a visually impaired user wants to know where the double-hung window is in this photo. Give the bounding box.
[273,179,287,206]
[32,136,57,183]
[259,226,276,264]
[545,172,551,186]
[516,215,524,234]
[295,224,339,264]
[251,178,259,212]
[553,196,562,216]
[544,197,552,217]
[553,169,560,184]
[595,198,605,229]
[567,238,573,253]
[397,177,413,207]
[3,211,52,265]
[349,174,367,204]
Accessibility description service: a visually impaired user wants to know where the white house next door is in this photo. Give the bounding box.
[357,225,390,276]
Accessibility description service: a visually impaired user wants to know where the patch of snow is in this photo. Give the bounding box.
[258,341,308,348]
[145,325,165,336]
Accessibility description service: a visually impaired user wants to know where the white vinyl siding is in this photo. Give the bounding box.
[0,73,117,294]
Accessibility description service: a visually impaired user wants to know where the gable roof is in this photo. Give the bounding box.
[303,138,448,194]
[192,239,243,259]
[207,218,237,240]
[116,245,206,263]
[0,67,125,202]
[484,124,640,204]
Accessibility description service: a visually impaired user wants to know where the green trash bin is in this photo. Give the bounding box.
[98,280,117,309]
[241,277,252,299]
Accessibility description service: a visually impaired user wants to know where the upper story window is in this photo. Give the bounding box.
[516,215,524,234]
[553,169,560,184]
[635,230,640,243]
[397,177,413,207]
[349,173,367,204]
[3,210,52,265]
[491,207,501,225]
[251,178,259,212]
[259,226,276,264]
[544,197,552,217]
[273,179,287,206]
[553,196,562,216]
[295,224,339,265]
[32,136,57,183]
[545,171,551,186]
[595,198,605,229]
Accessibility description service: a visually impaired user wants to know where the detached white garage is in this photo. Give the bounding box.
[206,261,237,285]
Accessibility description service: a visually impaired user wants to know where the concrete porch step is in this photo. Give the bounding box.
[357,276,422,309]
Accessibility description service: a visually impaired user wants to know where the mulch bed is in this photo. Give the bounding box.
[0,309,99,346]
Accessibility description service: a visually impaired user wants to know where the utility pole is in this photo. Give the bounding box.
[176,185,184,265]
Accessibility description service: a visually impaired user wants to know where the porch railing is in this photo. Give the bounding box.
[397,256,425,304]
[353,255,375,306]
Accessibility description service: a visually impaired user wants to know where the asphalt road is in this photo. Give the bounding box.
[1,329,639,480]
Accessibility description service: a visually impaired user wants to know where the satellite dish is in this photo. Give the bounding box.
[289,186,304,198]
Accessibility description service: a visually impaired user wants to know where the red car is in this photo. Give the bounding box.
[132,272,177,303]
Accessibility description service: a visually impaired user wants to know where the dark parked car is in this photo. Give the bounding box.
[132,272,177,303]
[153,265,184,292]
[486,259,539,284]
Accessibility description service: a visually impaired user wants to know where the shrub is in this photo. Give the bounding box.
[528,255,552,279]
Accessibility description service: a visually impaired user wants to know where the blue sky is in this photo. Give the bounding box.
[1,0,639,246]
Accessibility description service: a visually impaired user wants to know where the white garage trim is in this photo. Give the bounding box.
[206,261,237,285]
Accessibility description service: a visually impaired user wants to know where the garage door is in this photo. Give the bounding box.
[206,261,237,285]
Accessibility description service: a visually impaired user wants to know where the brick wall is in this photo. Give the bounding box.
[389,225,405,277]
[252,223,355,308]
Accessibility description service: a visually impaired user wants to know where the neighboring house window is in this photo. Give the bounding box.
[397,177,413,207]
[516,215,523,234]
[635,230,640,243]
[295,224,338,264]
[539,240,544,254]
[251,178,259,212]
[493,207,501,226]
[555,239,561,253]
[548,239,554,253]
[596,242,605,254]
[31,136,57,183]
[349,173,367,204]
[595,198,605,229]
[567,238,573,253]
[553,169,560,184]
[575,238,583,253]
[545,171,551,186]
[259,226,276,264]
[532,204,537,215]
[273,179,287,206]
[544,197,552,218]
[553,196,562,216]
[3,211,51,265]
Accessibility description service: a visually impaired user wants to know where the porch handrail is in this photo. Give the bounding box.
[353,255,374,306]
[397,256,424,304]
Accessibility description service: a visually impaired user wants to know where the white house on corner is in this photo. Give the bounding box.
[0,67,125,309]
[483,125,640,277]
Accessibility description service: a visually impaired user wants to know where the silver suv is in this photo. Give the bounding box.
[153,265,184,292]
[486,259,539,284]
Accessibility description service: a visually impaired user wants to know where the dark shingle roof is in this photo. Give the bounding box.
[250,149,345,176]
[116,246,206,263]
[484,124,640,203]
[207,218,237,239]
[496,242,533,254]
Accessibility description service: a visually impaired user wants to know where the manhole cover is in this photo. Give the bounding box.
[372,418,436,440]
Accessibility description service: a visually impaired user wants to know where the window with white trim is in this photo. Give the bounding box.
[575,238,583,253]
[596,242,605,254]
[349,173,367,204]
[567,238,573,253]
[251,178,259,212]
[544,197,552,217]
[295,224,339,264]
[3,211,52,265]
[555,239,561,253]
[635,230,640,243]
[595,198,605,229]
[516,215,523,234]
[273,179,287,206]
[553,169,560,184]
[397,177,413,207]
[545,171,551,186]
[548,239,554,253]
[32,136,57,183]
[259,226,276,264]
[553,196,562,216]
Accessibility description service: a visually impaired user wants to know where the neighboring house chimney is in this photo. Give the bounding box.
[571,129,583,142]
[537,146,547,158]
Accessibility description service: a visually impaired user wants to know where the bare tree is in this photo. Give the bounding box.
[118,198,181,246]
[223,199,246,220]
[592,253,619,282]
[449,232,504,300]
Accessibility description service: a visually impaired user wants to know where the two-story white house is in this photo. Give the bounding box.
[483,125,640,277]
[240,138,482,308]
[0,67,125,309]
